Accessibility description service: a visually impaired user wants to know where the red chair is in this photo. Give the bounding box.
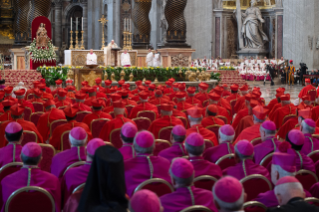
[240,174,273,201]
[259,152,274,173]
[38,144,56,173]
[72,183,86,194]
[177,116,188,128]
[21,131,38,145]
[308,150,319,163]
[304,197,319,207]
[0,162,23,183]
[154,139,172,156]
[126,105,135,116]
[137,110,156,122]
[109,128,122,149]
[32,102,44,112]
[230,99,237,116]
[76,111,91,123]
[63,161,86,176]
[204,139,214,150]
[58,106,67,110]
[216,154,236,170]
[109,111,115,118]
[50,119,67,138]
[61,130,71,151]
[133,178,174,197]
[243,201,267,212]
[90,118,111,138]
[24,107,32,121]
[295,169,318,191]
[30,112,44,126]
[203,100,209,107]
[4,186,56,212]
[194,175,218,191]
[132,117,152,131]
[180,206,212,212]
[216,115,228,124]
[282,114,297,126]
[251,137,262,146]
[308,89,317,104]
[206,125,221,139]
[158,126,174,141]
[27,93,34,100]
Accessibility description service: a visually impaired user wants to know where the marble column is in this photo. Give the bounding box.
[54,0,62,48]
[82,0,88,49]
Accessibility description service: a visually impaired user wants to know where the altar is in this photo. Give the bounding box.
[69,67,104,90]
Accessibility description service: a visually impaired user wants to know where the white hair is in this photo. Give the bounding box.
[271,165,295,184]
[301,120,315,134]
[69,134,87,146]
[253,115,265,123]
[213,187,245,211]
[139,97,149,102]
[282,100,291,105]
[274,182,303,199]
[260,126,276,136]
[161,110,173,116]
[114,108,125,115]
[177,97,186,102]
[218,129,235,144]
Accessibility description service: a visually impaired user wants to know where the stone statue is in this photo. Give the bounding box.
[214,0,223,9]
[160,0,168,44]
[111,72,116,82]
[120,69,125,80]
[129,73,134,81]
[239,0,268,49]
[36,23,50,48]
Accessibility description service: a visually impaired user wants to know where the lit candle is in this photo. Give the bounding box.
[71,18,72,31]
[76,17,78,31]
[82,17,83,31]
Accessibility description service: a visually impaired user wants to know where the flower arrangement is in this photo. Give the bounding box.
[219,66,236,70]
[37,66,69,86]
[30,38,56,62]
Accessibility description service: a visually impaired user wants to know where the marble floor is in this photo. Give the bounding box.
[246,81,305,105]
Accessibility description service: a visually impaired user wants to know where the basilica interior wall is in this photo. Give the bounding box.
[283,0,317,70]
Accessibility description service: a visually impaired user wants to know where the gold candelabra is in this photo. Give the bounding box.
[123,30,132,50]
[98,15,108,50]
[75,30,79,49]
[80,30,85,49]
[69,30,74,50]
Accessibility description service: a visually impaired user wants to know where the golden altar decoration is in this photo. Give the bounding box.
[71,67,104,90]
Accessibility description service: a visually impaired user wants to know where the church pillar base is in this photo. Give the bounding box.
[236,49,268,59]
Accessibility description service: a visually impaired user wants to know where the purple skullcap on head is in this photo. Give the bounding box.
[272,152,296,173]
[213,176,243,203]
[235,140,254,156]
[172,125,186,137]
[261,121,276,131]
[22,142,42,158]
[288,129,305,146]
[219,124,235,136]
[5,122,22,134]
[185,132,204,147]
[304,119,316,128]
[275,176,300,186]
[130,190,161,212]
[135,131,154,148]
[121,122,137,138]
[69,127,87,143]
[171,158,194,179]
[87,138,105,155]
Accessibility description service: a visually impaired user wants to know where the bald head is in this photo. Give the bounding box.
[274,182,305,206]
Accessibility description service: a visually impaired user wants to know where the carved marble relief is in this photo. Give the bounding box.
[171,54,188,67]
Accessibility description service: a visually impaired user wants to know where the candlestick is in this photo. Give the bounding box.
[75,30,79,49]
[80,30,85,50]
[71,18,72,31]
[76,17,78,31]
[69,30,74,50]
[82,17,83,31]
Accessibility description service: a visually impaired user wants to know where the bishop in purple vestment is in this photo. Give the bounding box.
[0,122,23,168]
[0,143,61,212]
[286,129,316,173]
[51,127,87,180]
[124,131,171,197]
[130,190,162,212]
[160,158,217,212]
[61,138,105,207]
[118,122,138,160]
[159,125,187,162]
[185,133,222,179]
[300,119,319,155]
[203,124,235,163]
[223,140,270,181]
[254,121,280,165]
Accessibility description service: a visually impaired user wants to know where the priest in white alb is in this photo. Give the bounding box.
[121,49,131,67]
[104,40,118,66]
[153,50,161,67]
[146,49,153,67]
[87,49,97,65]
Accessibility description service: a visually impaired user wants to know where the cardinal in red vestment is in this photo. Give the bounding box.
[225,84,240,103]
[129,91,159,119]
[14,89,34,112]
[185,86,202,107]
[0,100,14,122]
[233,84,249,113]
[298,78,316,99]
[271,94,297,129]
[208,93,231,124]
[24,81,40,100]
[82,99,113,129]
[201,104,225,127]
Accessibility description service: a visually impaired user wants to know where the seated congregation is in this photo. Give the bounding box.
[1,77,319,212]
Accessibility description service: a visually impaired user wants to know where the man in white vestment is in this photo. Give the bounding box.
[153,50,161,67]
[146,49,153,67]
[278,56,285,66]
[121,49,132,67]
[87,49,97,65]
[104,40,119,66]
